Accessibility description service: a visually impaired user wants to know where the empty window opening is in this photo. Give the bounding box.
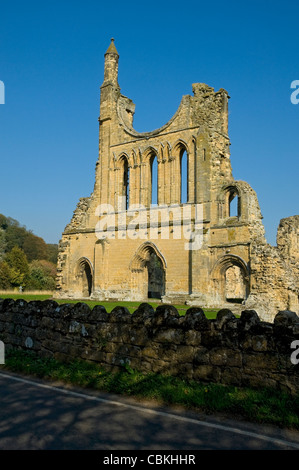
[229,195,238,217]
[180,150,188,204]
[122,158,130,210]
[228,191,240,218]
[150,155,158,206]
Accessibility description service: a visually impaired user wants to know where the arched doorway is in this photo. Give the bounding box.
[77,258,93,297]
[211,255,249,304]
[130,242,166,300]
[147,250,165,299]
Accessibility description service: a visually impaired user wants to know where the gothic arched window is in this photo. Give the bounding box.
[150,155,158,206]
[120,156,130,210]
[180,149,188,204]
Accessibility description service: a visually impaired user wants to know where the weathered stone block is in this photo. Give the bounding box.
[153,327,184,345]
[243,352,280,371]
[183,308,210,331]
[72,302,91,320]
[184,329,201,346]
[252,335,268,352]
[152,305,180,327]
[193,347,210,365]
[210,348,228,366]
[141,345,160,360]
[126,326,150,346]
[109,306,132,323]
[131,303,155,324]
[90,305,109,322]
[215,309,236,329]
[193,364,218,382]
[274,310,299,328]
[240,310,260,330]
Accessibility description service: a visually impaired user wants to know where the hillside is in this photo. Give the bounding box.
[0,214,58,291]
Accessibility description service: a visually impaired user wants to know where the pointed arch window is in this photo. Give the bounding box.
[120,156,130,210]
[180,149,188,204]
[228,188,241,218]
[150,155,158,206]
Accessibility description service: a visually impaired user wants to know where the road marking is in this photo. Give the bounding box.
[0,370,299,449]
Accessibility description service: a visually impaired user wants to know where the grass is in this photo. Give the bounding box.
[1,349,299,430]
[0,292,54,302]
[0,292,219,318]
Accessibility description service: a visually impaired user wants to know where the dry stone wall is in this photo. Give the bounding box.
[0,298,298,395]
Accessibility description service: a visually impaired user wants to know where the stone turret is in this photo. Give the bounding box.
[102,38,119,87]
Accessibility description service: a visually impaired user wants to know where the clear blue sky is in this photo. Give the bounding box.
[0,0,298,245]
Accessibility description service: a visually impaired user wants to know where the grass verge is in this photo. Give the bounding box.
[1,349,299,430]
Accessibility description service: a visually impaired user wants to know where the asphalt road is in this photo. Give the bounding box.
[0,370,299,456]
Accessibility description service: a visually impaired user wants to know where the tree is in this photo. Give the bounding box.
[0,214,59,261]
[23,233,48,262]
[31,259,56,278]
[1,215,28,253]
[27,259,56,290]
[0,261,12,289]
[46,244,58,264]
[5,246,29,288]
[0,229,7,260]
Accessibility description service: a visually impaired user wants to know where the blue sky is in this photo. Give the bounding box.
[0,0,298,245]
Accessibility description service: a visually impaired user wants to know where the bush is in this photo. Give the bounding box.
[27,260,56,290]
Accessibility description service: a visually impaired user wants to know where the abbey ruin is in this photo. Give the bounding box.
[55,39,299,323]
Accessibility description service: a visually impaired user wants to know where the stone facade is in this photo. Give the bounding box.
[0,299,298,394]
[55,39,299,322]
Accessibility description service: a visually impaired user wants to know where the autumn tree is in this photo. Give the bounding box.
[23,233,48,262]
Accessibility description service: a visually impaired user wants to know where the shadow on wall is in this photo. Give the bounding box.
[0,298,298,395]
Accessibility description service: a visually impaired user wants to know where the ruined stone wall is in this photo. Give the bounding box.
[0,298,298,395]
[55,40,299,324]
[244,216,299,322]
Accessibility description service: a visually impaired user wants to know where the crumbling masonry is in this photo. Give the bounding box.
[55,39,299,322]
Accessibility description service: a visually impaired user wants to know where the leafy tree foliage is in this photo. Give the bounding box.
[0,213,58,262]
[0,261,12,289]
[0,229,7,260]
[23,233,48,262]
[46,244,58,264]
[27,260,56,290]
[0,214,58,291]
[5,246,30,288]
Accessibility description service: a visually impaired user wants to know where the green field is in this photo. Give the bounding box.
[0,292,219,318]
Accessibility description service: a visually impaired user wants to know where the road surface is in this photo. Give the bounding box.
[0,370,298,455]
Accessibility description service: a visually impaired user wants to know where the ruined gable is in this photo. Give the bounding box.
[55,40,299,322]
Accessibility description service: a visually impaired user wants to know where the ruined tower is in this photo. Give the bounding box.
[55,39,299,322]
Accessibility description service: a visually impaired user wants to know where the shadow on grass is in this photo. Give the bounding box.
[2,349,299,431]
